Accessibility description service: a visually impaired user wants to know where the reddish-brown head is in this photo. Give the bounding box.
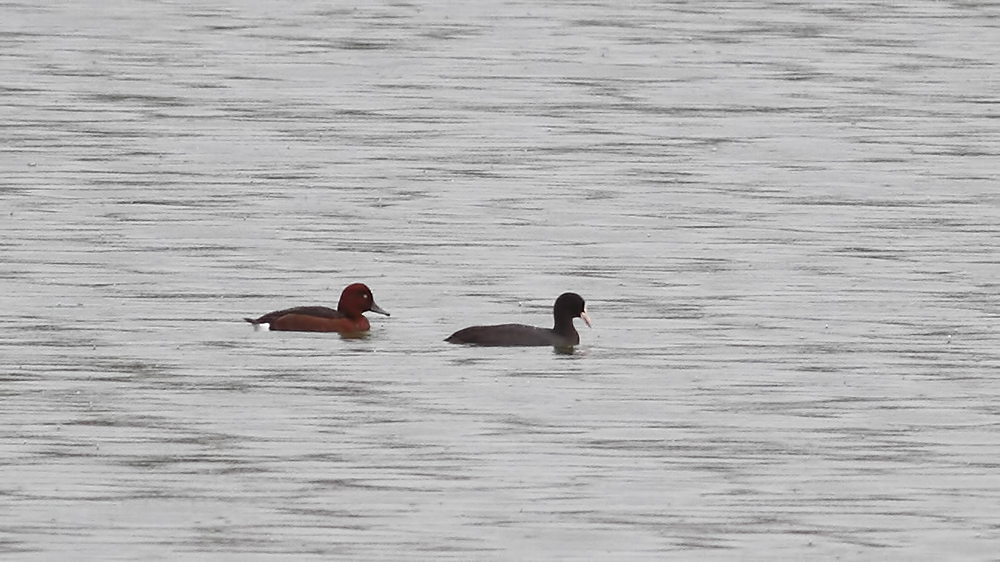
[337,283,390,318]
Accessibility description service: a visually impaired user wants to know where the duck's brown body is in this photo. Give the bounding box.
[245,283,388,333]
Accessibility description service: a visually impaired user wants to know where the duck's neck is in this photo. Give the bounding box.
[338,306,364,319]
[553,316,578,339]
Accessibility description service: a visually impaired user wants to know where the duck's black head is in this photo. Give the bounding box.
[553,292,592,328]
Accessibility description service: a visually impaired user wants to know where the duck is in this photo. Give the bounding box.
[245,283,389,333]
[445,292,591,347]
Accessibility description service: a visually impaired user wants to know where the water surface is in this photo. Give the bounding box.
[2,0,999,559]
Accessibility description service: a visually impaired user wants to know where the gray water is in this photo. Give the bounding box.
[2,1,999,559]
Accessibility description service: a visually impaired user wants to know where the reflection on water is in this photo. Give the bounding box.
[2,0,999,558]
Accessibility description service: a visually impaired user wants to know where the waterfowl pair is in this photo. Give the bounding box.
[246,285,591,347]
